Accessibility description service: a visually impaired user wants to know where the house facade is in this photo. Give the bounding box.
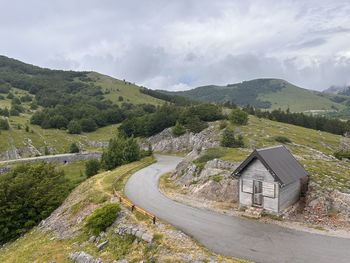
[233,145,308,213]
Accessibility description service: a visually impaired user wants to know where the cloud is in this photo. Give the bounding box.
[0,0,350,91]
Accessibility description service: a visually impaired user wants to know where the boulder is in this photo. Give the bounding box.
[96,240,109,251]
[68,251,102,263]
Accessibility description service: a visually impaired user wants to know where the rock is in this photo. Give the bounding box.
[141,233,153,243]
[68,251,102,263]
[142,123,220,153]
[96,240,109,251]
[88,236,96,243]
[135,230,144,239]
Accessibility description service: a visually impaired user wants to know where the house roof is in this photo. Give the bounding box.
[233,145,308,186]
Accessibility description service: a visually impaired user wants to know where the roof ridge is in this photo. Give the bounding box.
[256,145,285,151]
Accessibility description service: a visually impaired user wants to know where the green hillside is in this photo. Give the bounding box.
[0,55,165,158]
[162,78,350,113]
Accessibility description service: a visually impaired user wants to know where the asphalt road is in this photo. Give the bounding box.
[124,155,350,263]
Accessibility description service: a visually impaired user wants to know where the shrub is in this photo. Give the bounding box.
[80,118,97,132]
[0,118,9,130]
[69,142,80,153]
[210,175,223,183]
[85,159,100,177]
[274,135,292,144]
[221,128,245,148]
[229,109,248,125]
[219,120,228,130]
[184,115,208,133]
[0,162,69,244]
[101,135,140,170]
[85,203,121,235]
[334,150,350,160]
[67,120,82,134]
[172,122,186,136]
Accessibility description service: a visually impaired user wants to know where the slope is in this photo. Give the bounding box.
[0,55,165,159]
[162,78,349,112]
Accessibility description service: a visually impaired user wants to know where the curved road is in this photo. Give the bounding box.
[125,155,350,263]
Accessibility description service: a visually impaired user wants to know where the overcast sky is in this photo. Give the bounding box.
[1,0,350,91]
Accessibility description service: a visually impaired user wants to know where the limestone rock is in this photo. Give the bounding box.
[96,240,109,251]
[68,251,102,263]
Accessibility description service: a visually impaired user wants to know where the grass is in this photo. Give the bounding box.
[87,72,163,106]
[0,113,119,156]
[259,83,346,112]
[0,157,155,263]
[0,72,165,157]
[215,116,350,191]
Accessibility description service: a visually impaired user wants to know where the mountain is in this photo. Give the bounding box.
[0,55,167,160]
[324,85,350,96]
[161,78,350,112]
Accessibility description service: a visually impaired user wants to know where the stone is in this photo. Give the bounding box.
[135,230,144,239]
[141,233,153,243]
[88,236,96,243]
[68,251,102,263]
[96,240,109,251]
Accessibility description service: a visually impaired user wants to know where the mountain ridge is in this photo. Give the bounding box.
[160,78,350,112]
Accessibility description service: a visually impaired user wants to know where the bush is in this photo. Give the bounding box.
[221,127,244,148]
[80,118,97,132]
[229,109,248,125]
[172,122,186,136]
[274,136,292,144]
[69,142,80,153]
[184,115,208,133]
[101,135,141,170]
[85,203,121,235]
[334,151,350,160]
[67,120,82,134]
[219,120,228,130]
[0,162,69,244]
[85,159,100,177]
[0,118,9,130]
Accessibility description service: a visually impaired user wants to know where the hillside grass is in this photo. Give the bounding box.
[219,116,350,191]
[88,72,163,106]
[0,113,119,155]
[259,83,346,112]
[0,157,155,263]
[0,156,242,262]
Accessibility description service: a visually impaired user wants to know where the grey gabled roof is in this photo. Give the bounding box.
[233,145,308,185]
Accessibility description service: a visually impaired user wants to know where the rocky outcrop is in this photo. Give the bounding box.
[172,151,240,202]
[68,251,102,263]
[144,123,220,153]
[114,223,154,243]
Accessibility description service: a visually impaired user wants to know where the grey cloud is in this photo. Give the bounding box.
[0,0,350,91]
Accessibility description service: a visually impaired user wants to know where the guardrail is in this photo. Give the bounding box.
[111,161,157,224]
[113,190,157,224]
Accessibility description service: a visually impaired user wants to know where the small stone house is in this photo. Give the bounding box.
[233,145,308,213]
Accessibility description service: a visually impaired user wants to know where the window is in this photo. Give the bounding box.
[262,182,276,198]
[242,179,253,193]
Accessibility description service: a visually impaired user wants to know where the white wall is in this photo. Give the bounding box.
[279,180,301,211]
[239,158,279,213]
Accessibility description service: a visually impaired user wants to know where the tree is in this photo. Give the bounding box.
[0,162,70,244]
[67,120,82,134]
[172,122,186,136]
[0,118,9,130]
[69,142,80,153]
[101,135,141,170]
[229,109,248,125]
[184,115,208,133]
[220,127,244,148]
[85,159,100,177]
[80,118,97,132]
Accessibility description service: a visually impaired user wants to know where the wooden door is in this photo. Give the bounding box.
[253,180,263,207]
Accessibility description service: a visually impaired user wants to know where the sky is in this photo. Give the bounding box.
[1,0,350,91]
